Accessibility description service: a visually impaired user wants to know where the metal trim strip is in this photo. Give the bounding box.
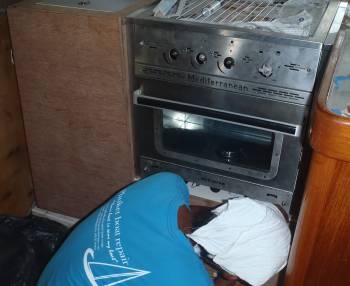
[134,91,302,137]
[135,64,313,105]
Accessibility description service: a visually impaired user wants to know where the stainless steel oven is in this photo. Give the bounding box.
[128,0,347,214]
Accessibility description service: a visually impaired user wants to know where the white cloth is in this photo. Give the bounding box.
[188,198,291,286]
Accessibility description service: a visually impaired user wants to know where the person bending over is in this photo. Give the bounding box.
[38,172,291,286]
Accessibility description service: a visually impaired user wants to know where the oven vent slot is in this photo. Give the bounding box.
[284,63,307,72]
[252,87,305,102]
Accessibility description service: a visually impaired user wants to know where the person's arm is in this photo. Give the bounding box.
[214,271,244,286]
[214,277,235,286]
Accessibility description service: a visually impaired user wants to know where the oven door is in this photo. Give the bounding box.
[134,91,300,181]
[154,110,282,180]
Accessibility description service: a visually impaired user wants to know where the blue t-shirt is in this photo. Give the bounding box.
[38,172,214,286]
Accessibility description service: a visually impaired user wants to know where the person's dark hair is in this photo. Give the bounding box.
[191,207,217,230]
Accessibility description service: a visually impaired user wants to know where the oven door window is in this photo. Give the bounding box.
[154,110,283,180]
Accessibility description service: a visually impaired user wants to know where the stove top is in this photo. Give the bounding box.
[129,0,343,42]
[170,0,329,37]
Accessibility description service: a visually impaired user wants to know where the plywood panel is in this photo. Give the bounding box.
[8,6,135,217]
[0,15,33,216]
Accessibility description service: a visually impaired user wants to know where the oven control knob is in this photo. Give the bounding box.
[196,53,207,64]
[169,49,180,60]
[259,63,273,77]
[224,57,235,69]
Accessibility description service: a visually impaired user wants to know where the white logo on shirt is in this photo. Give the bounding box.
[83,248,151,286]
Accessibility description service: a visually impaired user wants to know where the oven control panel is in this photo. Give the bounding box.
[134,25,322,105]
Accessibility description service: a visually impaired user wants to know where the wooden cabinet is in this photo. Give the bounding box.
[285,21,350,286]
[7,1,150,217]
[0,14,33,216]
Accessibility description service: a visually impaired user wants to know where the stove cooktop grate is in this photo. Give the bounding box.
[177,0,287,24]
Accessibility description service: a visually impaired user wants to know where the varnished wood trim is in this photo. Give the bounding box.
[285,153,350,286]
[310,30,350,162]
[120,19,137,177]
[311,103,350,162]
[286,25,350,286]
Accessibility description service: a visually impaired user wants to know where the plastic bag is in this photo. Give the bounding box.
[0,215,68,286]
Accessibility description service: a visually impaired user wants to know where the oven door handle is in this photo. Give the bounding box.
[134,91,302,137]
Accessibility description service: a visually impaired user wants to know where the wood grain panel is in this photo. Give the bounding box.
[8,6,135,217]
[0,15,33,216]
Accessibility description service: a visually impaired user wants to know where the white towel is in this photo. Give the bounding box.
[188,198,291,286]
